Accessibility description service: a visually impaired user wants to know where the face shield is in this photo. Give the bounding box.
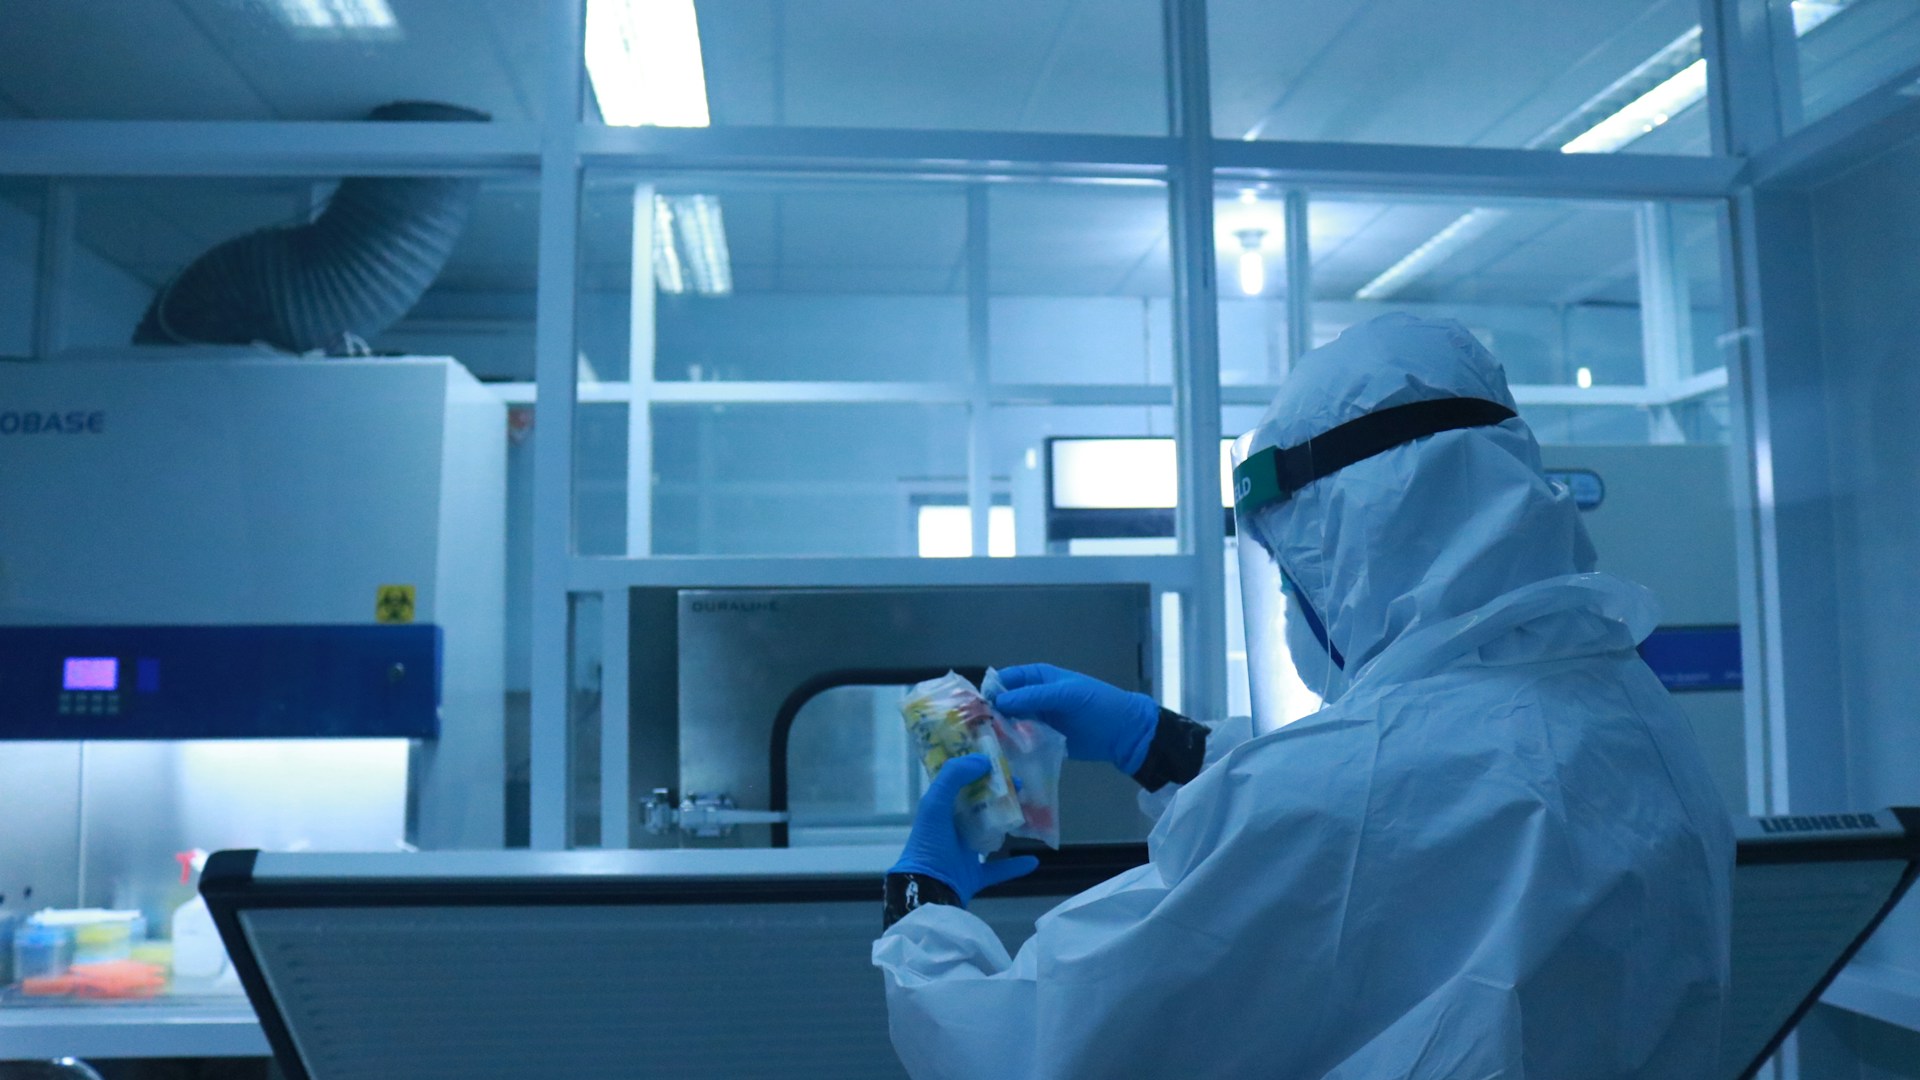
[1231,431,1321,733]
[1231,397,1519,735]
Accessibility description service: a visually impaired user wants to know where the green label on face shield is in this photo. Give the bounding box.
[1543,469,1606,510]
[1233,449,1289,516]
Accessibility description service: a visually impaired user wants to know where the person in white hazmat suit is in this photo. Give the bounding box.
[873,313,1734,1079]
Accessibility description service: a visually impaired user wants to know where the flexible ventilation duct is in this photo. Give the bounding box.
[133,101,488,353]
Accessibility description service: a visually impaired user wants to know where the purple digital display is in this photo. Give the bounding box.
[63,657,119,691]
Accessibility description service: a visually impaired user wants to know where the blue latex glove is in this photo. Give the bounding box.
[994,663,1160,775]
[891,754,1040,905]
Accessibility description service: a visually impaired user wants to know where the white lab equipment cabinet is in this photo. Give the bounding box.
[0,355,506,952]
[1538,444,1744,811]
[1019,436,1746,815]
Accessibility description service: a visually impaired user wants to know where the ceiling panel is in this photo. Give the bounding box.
[696,0,781,126]
[0,0,271,120]
[693,0,1164,134]
[1210,0,1703,148]
[990,185,1169,296]
[977,0,1164,136]
[1797,1,1920,127]
[180,0,544,122]
[0,0,540,121]
[1419,207,1639,304]
[705,190,781,276]
[1309,201,1469,297]
[1301,198,1680,308]
[2,0,1711,145]
[579,181,968,296]
[777,189,966,272]
[1119,234,1177,296]
[750,265,961,294]
[9,1,1733,342]
[780,5,1058,130]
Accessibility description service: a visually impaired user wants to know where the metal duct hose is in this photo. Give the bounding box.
[133,101,488,353]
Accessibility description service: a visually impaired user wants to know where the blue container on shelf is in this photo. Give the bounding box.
[0,913,15,984]
[13,922,74,982]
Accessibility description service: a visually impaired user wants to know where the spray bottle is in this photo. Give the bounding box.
[170,850,230,984]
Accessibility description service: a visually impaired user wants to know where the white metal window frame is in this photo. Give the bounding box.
[5,1,1916,885]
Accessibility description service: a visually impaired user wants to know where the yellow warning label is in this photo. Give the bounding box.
[375,584,417,625]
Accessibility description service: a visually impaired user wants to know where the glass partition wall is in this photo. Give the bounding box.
[3,0,1761,855]
[3,0,1818,856]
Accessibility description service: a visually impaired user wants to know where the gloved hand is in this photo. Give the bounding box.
[891,754,1040,905]
[994,663,1160,775]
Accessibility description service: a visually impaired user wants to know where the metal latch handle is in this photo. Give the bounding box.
[642,790,790,838]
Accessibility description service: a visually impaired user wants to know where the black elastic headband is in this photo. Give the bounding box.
[1233,397,1517,516]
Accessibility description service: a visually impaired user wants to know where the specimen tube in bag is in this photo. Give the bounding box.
[901,670,1066,852]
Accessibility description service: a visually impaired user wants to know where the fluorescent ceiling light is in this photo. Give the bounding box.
[1361,3,1853,300]
[267,0,399,38]
[1535,28,1703,152]
[1236,229,1267,296]
[674,195,732,296]
[1560,59,1707,154]
[586,0,711,127]
[651,197,686,295]
[1354,209,1507,301]
[1792,1,1849,35]
[1557,2,1850,154]
[1238,250,1266,297]
[652,194,732,297]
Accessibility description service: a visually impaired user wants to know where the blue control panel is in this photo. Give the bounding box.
[0,625,441,740]
[1639,625,1743,693]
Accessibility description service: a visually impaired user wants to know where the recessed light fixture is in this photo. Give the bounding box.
[1355,210,1506,301]
[1236,229,1267,296]
[1560,60,1707,154]
[1365,2,1854,300]
[652,195,732,296]
[266,0,400,38]
[586,0,712,128]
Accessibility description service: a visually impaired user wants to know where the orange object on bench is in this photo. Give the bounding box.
[19,960,166,999]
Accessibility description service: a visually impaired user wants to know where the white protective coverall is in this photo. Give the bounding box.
[872,313,1735,1079]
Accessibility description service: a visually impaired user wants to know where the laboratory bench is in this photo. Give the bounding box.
[0,995,266,1060]
[4,816,1918,1076]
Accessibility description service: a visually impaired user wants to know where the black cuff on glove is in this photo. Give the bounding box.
[882,872,963,929]
[1130,709,1209,793]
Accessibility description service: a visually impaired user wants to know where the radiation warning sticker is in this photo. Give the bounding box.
[375,584,417,625]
